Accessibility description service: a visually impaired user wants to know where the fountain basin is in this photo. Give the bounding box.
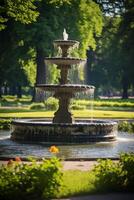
[36,84,95,93]
[11,119,117,143]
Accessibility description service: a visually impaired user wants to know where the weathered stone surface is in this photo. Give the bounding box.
[11,119,118,143]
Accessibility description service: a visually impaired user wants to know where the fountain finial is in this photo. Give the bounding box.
[63,28,68,40]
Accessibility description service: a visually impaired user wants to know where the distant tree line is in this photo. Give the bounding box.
[0,0,133,100]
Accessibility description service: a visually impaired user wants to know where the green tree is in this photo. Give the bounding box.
[0,0,39,97]
[117,0,134,98]
[0,0,103,100]
[87,0,134,98]
[0,0,39,30]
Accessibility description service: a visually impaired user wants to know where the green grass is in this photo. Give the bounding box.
[94,106,134,111]
[0,108,133,119]
[0,96,134,119]
[57,170,95,198]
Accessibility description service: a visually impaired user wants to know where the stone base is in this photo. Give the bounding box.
[11,119,118,143]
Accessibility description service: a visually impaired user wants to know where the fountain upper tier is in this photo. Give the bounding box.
[54,40,79,48]
[54,39,79,57]
[45,57,85,66]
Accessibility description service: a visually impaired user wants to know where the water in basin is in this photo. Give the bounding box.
[0,130,134,159]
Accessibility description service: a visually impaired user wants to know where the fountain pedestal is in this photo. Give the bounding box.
[53,91,74,123]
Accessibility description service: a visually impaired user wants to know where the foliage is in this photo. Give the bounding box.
[77,0,103,56]
[70,103,86,110]
[29,103,45,110]
[118,121,134,133]
[71,99,134,108]
[0,0,104,100]
[89,0,134,98]
[0,0,39,30]
[44,97,58,111]
[0,119,11,129]
[0,157,63,200]
[92,153,134,192]
[120,152,134,191]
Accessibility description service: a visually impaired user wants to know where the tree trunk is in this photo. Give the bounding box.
[17,85,22,98]
[122,76,129,99]
[0,87,2,98]
[10,85,17,96]
[32,48,46,102]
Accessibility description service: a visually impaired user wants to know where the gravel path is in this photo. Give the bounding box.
[62,161,97,171]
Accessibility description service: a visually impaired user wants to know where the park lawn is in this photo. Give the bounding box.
[0,109,134,119]
[57,170,95,198]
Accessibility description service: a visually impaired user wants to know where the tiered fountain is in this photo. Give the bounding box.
[11,30,117,143]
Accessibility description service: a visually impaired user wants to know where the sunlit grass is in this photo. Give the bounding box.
[57,170,95,198]
[0,109,134,119]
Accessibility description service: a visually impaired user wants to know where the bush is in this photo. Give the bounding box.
[71,100,89,110]
[92,153,134,192]
[0,119,11,130]
[44,97,58,110]
[120,153,134,191]
[0,157,63,200]
[71,99,134,109]
[29,103,45,110]
[118,121,134,133]
[70,104,86,110]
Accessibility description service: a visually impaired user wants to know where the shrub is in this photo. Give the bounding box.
[92,159,123,192]
[0,157,63,200]
[92,153,134,192]
[0,119,11,130]
[120,153,134,191]
[71,99,134,108]
[71,104,86,110]
[70,100,88,110]
[44,97,58,110]
[29,103,45,110]
[118,121,134,133]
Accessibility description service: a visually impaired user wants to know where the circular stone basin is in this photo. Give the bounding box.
[36,84,95,93]
[54,40,79,47]
[11,119,118,143]
[45,57,85,65]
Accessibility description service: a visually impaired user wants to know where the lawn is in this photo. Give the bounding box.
[0,96,134,119]
[58,170,95,198]
[0,109,134,119]
[0,108,134,119]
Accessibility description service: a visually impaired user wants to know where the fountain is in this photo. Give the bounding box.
[11,30,117,143]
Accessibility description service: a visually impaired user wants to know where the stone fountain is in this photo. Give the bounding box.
[11,30,117,143]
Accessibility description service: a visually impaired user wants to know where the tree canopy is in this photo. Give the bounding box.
[0,0,133,99]
[0,0,39,30]
[87,0,134,98]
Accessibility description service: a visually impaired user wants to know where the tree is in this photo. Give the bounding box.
[0,0,39,30]
[86,0,134,98]
[0,0,39,97]
[117,0,134,98]
[0,0,103,100]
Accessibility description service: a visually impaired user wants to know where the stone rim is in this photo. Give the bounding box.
[12,119,117,126]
